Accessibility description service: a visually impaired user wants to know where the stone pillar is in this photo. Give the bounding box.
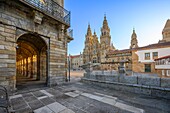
[30,56,33,78]
[23,59,25,76]
[37,54,40,80]
[26,58,28,77]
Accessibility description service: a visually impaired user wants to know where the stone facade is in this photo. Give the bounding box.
[104,29,137,71]
[83,15,115,65]
[133,42,170,77]
[0,0,73,90]
[105,49,132,71]
[104,19,170,77]
[68,53,83,70]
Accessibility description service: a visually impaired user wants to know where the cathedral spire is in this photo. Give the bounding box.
[161,19,170,42]
[130,28,138,49]
[87,23,92,36]
[102,14,109,29]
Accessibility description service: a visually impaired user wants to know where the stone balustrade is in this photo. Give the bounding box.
[82,70,170,99]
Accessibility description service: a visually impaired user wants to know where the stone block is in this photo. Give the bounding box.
[0,26,4,31]
[0,54,8,58]
[103,71,112,75]
[5,46,15,51]
[151,89,170,99]
[138,76,160,87]
[132,85,151,95]
[4,28,16,34]
[0,63,7,68]
[0,80,9,86]
[96,75,105,81]
[105,75,119,82]
[0,76,6,80]
[6,36,16,42]
[119,75,137,84]
[0,45,5,49]
[160,78,170,88]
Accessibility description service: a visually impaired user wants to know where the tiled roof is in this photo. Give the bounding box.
[155,55,170,61]
[107,49,132,55]
[107,42,170,55]
[136,42,170,50]
[67,55,81,59]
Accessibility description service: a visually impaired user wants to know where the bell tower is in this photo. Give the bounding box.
[100,15,111,45]
[130,28,138,49]
[162,19,170,42]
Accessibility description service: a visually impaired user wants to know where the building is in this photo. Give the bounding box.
[0,0,73,90]
[104,29,138,71]
[105,19,170,77]
[83,15,115,64]
[155,55,170,77]
[132,42,170,75]
[67,53,83,70]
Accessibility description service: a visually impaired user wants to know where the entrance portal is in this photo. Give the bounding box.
[16,34,48,89]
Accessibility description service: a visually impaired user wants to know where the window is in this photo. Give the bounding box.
[162,70,165,76]
[145,53,150,60]
[145,64,151,72]
[153,52,158,59]
[167,70,170,76]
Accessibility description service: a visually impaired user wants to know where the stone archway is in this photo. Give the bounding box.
[16,33,48,89]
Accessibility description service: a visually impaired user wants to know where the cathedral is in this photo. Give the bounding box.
[83,15,115,64]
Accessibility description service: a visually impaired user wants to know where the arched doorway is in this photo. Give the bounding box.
[16,33,48,89]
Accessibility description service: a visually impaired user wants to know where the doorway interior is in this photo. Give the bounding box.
[16,33,48,90]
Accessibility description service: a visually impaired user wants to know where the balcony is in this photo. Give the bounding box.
[19,0,70,26]
[66,29,73,42]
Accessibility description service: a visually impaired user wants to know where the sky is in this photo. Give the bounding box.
[65,0,170,55]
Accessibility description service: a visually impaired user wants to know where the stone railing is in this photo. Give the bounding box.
[81,69,170,99]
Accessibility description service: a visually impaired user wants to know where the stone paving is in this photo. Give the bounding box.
[0,80,170,113]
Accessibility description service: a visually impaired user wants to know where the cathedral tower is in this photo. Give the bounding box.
[83,24,93,63]
[130,28,138,49]
[162,19,170,42]
[100,15,112,62]
[100,15,111,45]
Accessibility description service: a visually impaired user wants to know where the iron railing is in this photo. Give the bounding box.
[19,0,70,26]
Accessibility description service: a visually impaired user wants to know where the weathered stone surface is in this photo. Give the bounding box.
[0,0,72,90]
[161,78,170,88]
[0,45,5,49]
[0,54,8,58]
[119,75,137,84]
[138,76,160,87]
[105,75,119,82]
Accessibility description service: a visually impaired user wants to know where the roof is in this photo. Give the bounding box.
[107,49,132,55]
[68,55,81,59]
[155,55,170,61]
[136,41,170,50]
[107,41,170,55]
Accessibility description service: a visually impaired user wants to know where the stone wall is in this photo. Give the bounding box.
[0,0,70,90]
[82,71,170,99]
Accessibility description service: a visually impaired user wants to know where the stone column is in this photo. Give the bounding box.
[26,58,28,77]
[30,56,33,78]
[23,59,25,76]
[37,54,40,80]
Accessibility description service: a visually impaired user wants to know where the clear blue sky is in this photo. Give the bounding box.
[65,0,170,55]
